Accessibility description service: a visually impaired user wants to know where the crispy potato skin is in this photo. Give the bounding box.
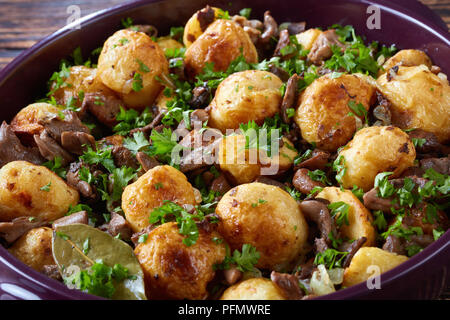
[220,278,286,300]
[208,70,282,132]
[379,49,432,76]
[51,66,114,107]
[218,135,298,184]
[343,247,408,287]
[294,74,376,152]
[10,103,61,139]
[97,29,168,110]
[216,182,308,270]
[0,161,79,222]
[184,19,258,78]
[8,227,55,272]
[134,222,226,300]
[295,28,323,50]
[183,6,222,47]
[338,126,416,191]
[316,187,376,246]
[122,165,197,232]
[377,65,450,143]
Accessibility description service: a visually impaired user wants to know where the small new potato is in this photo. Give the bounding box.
[8,227,54,272]
[10,103,61,140]
[220,278,286,300]
[122,165,197,232]
[184,19,258,78]
[156,36,184,52]
[97,29,169,110]
[183,6,222,47]
[51,65,114,108]
[295,28,323,50]
[134,222,226,300]
[337,126,416,191]
[0,161,79,222]
[216,182,308,270]
[294,74,376,152]
[343,247,408,287]
[377,65,450,143]
[208,70,283,132]
[379,49,432,76]
[316,187,376,246]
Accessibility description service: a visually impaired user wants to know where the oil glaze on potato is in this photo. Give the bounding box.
[184,19,258,78]
[10,103,61,140]
[97,29,168,110]
[377,65,450,143]
[338,126,416,191]
[379,49,432,76]
[8,227,54,272]
[134,222,226,300]
[218,134,298,184]
[216,182,308,270]
[156,37,184,52]
[316,187,376,246]
[220,278,286,300]
[343,247,408,287]
[122,165,197,232]
[295,28,322,50]
[0,161,79,222]
[208,70,282,132]
[294,74,376,152]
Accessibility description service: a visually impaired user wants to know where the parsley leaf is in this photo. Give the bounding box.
[314,249,348,269]
[328,202,350,227]
[123,131,150,155]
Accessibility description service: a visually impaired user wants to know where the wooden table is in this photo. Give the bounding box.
[0,0,448,300]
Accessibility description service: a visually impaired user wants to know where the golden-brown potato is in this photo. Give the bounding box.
[134,222,226,300]
[122,165,197,232]
[379,49,432,76]
[183,6,222,47]
[51,65,115,108]
[220,278,286,300]
[184,19,258,78]
[343,247,408,287]
[156,36,184,52]
[10,103,61,140]
[295,28,323,50]
[0,161,79,222]
[377,65,450,143]
[218,134,298,184]
[316,187,376,246]
[337,126,416,191]
[216,182,308,270]
[208,70,282,132]
[97,29,169,110]
[153,88,174,112]
[294,74,376,152]
[8,227,54,272]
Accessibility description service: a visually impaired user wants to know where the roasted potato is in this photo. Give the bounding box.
[0,161,79,222]
[156,36,184,52]
[379,49,432,76]
[316,187,376,246]
[50,65,114,108]
[8,227,54,272]
[218,134,298,184]
[183,6,222,47]
[377,65,450,143]
[208,70,283,132]
[294,74,376,152]
[295,28,322,50]
[122,165,197,232]
[134,222,226,300]
[337,126,416,191]
[184,19,258,78]
[342,247,408,287]
[220,278,286,300]
[97,29,169,110]
[216,182,308,270]
[10,103,61,141]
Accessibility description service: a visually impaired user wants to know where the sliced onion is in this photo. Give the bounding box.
[310,264,335,296]
[327,268,344,285]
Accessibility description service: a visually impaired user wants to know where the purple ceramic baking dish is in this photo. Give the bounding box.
[0,0,448,300]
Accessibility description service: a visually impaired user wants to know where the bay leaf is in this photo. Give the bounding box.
[52,223,146,300]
